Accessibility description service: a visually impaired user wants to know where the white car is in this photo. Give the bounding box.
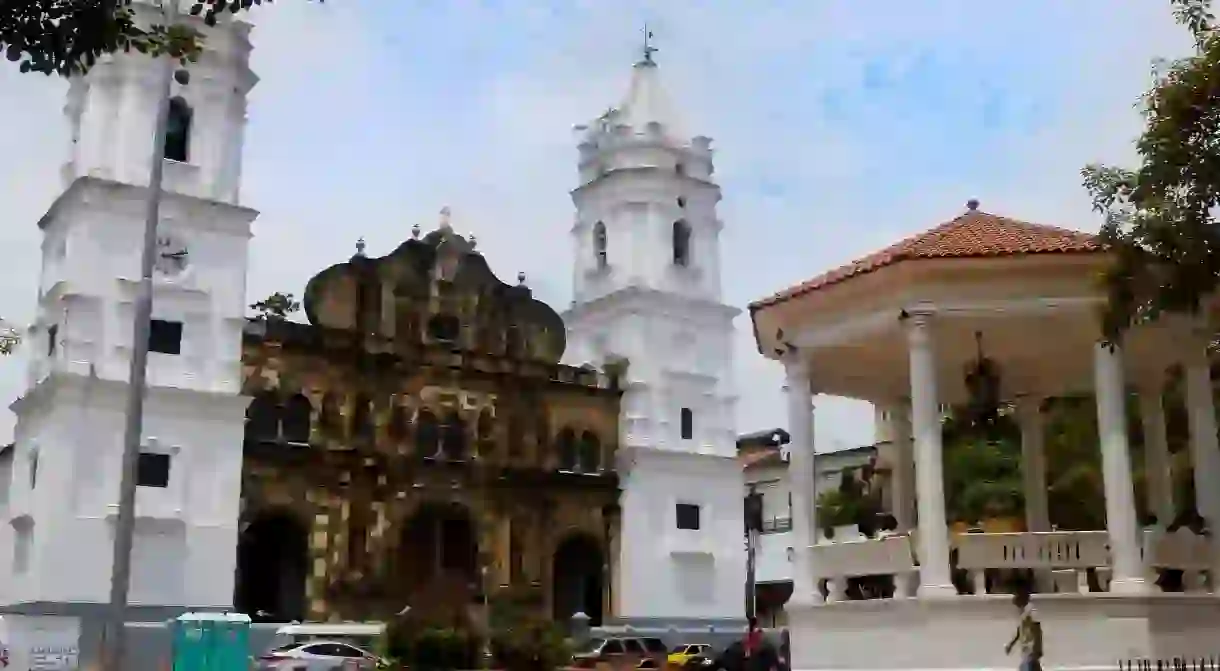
[256,639,382,670]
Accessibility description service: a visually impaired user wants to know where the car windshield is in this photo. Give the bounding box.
[670,646,689,653]
[577,638,607,654]
[270,643,303,653]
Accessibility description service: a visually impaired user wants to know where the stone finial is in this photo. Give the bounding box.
[439,206,453,231]
[517,271,526,285]
[412,223,421,239]
[966,198,980,211]
[355,237,366,256]
[469,234,477,250]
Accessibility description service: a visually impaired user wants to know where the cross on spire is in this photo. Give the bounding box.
[639,23,657,66]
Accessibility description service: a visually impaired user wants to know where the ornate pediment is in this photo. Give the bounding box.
[301,209,567,363]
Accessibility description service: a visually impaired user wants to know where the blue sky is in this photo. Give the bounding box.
[0,0,1194,451]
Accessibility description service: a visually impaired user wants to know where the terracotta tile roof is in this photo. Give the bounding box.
[739,446,786,470]
[750,208,1102,309]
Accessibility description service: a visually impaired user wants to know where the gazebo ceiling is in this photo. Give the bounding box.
[749,204,1193,403]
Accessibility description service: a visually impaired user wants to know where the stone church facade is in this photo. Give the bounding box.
[235,221,623,625]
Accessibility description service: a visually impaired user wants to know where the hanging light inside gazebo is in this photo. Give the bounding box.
[964,331,1002,429]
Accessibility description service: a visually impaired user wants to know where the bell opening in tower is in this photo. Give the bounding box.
[165,96,193,163]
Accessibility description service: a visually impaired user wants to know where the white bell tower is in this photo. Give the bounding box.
[564,42,745,624]
[0,0,258,616]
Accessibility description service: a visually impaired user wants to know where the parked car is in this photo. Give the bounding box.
[683,640,780,671]
[667,644,713,668]
[255,639,382,671]
[570,636,669,671]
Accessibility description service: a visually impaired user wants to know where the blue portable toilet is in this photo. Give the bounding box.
[172,611,252,671]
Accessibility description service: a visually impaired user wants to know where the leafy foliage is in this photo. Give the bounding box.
[1041,397,1108,530]
[0,322,19,355]
[941,406,1024,525]
[816,465,882,535]
[250,291,300,320]
[1081,0,1220,341]
[1,0,318,77]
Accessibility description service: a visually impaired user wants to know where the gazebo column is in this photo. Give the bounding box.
[784,355,824,607]
[1092,342,1148,593]
[892,404,916,533]
[1016,398,1050,534]
[1137,382,1175,527]
[905,312,955,597]
[1182,337,1220,579]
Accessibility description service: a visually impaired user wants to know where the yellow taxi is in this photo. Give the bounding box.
[666,644,712,669]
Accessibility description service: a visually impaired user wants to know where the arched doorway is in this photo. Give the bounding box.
[397,502,479,624]
[552,533,604,626]
[234,510,309,622]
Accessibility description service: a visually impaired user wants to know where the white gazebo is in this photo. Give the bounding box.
[749,202,1220,671]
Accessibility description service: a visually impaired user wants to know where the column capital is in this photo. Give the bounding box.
[901,308,935,346]
[1013,395,1045,416]
[782,349,811,380]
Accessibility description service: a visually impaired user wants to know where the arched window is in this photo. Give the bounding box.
[281,394,313,445]
[672,220,691,267]
[387,401,408,444]
[441,412,467,461]
[578,431,601,473]
[319,393,342,436]
[351,394,374,442]
[505,325,522,358]
[416,410,439,457]
[477,409,495,442]
[556,428,578,472]
[593,221,608,269]
[245,392,280,444]
[164,96,192,163]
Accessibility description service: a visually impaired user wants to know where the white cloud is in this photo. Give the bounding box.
[0,0,1195,453]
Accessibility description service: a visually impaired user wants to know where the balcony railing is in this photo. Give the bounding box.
[760,516,793,534]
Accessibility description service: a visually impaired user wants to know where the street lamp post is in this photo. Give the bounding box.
[100,2,180,670]
[744,489,763,620]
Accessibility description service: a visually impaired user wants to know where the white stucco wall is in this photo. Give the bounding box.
[0,0,257,610]
[2,379,246,607]
[617,448,746,620]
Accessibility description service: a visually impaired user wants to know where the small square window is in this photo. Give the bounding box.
[136,452,171,488]
[676,502,701,530]
[680,408,694,440]
[148,319,183,355]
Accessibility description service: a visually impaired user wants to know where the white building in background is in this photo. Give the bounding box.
[739,427,889,626]
[0,0,257,618]
[563,45,746,624]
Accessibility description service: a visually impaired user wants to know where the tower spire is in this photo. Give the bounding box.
[638,23,657,66]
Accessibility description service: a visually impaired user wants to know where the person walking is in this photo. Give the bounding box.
[1004,586,1043,671]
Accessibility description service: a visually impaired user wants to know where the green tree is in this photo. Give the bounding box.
[940,408,1024,525]
[0,322,19,355]
[1081,0,1220,342]
[250,291,300,321]
[1,0,316,77]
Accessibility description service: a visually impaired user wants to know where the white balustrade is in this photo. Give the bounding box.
[953,531,1111,594]
[809,535,917,602]
[1142,528,1214,593]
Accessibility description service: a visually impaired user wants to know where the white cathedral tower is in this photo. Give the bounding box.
[0,0,258,616]
[564,43,746,623]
